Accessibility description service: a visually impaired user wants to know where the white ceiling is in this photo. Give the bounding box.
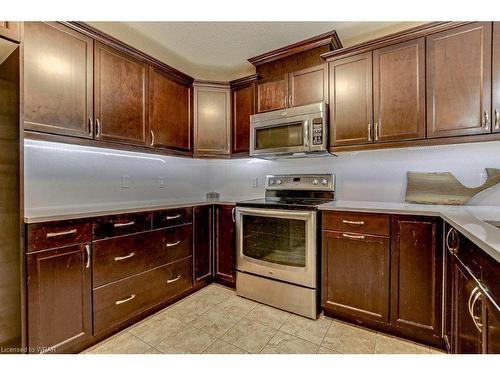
[87,21,426,81]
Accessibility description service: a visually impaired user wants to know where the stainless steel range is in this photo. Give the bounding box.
[235,174,334,319]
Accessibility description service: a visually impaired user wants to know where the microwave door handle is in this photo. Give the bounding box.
[304,120,310,147]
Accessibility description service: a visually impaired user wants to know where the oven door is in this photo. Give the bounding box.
[235,207,316,288]
[250,119,310,157]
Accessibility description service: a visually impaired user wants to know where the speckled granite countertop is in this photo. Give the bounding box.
[319,201,500,263]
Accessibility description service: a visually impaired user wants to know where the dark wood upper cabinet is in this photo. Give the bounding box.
[426,22,492,138]
[329,52,373,147]
[231,77,256,154]
[373,38,425,142]
[0,21,20,42]
[149,66,192,153]
[24,22,94,138]
[322,230,390,324]
[484,295,500,354]
[193,205,213,285]
[289,64,328,107]
[493,22,500,133]
[390,216,442,346]
[256,75,287,113]
[94,41,148,145]
[27,244,92,353]
[214,205,236,287]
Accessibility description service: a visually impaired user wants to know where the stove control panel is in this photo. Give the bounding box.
[266,174,334,191]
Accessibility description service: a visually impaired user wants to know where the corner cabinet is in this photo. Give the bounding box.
[193,205,213,285]
[214,205,236,287]
[193,82,231,157]
[23,22,94,138]
[230,75,257,155]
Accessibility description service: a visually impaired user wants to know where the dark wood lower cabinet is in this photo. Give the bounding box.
[27,244,92,353]
[390,216,443,346]
[193,205,213,285]
[214,205,236,287]
[484,296,500,354]
[322,230,390,324]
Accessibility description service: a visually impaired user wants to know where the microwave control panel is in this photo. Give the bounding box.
[312,118,323,145]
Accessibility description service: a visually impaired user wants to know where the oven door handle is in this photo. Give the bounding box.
[235,207,315,220]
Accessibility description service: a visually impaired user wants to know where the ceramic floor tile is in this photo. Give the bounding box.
[221,318,276,354]
[191,307,240,337]
[85,331,153,354]
[280,314,332,345]
[244,304,290,329]
[128,312,185,346]
[261,331,319,354]
[195,284,235,302]
[375,334,431,354]
[156,326,217,354]
[202,339,249,354]
[316,346,340,354]
[210,295,257,320]
[321,321,377,354]
[143,346,162,354]
[163,293,217,323]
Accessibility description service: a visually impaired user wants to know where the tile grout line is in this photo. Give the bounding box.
[315,318,333,353]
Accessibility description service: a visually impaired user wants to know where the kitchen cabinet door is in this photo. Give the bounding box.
[215,205,236,287]
[24,22,94,138]
[427,22,492,138]
[193,83,231,156]
[390,216,442,346]
[193,205,213,285]
[329,52,373,147]
[289,64,328,107]
[373,38,425,142]
[94,42,148,145]
[483,295,500,354]
[322,230,390,323]
[231,80,255,154]
[27,244,92,353]
[452,259,482,354]
[493,22,500,133]
[149,66,192,153]
[0,21,20,42]
[256,75,287,113]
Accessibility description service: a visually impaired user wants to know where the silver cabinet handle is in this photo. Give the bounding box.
[46,229,77,238]
[494,109,500,130]
[95,118,101,138]
[367,123,372,142]
[374,122,379,141]
[88,117,93,136]
[114,221,135,228]
[483,110,490,129]
[166,240,181,247]
[166,214,181,220]
[167,275,182,284]
[115,294,136,305]
[85,244,91,269]
[342,233,365,240]
[342,220,365,226]
[232,207,236,223]
[150,129,155,146]
[114,252,135,261]
[468,288,483,332]
[446,227,459,253]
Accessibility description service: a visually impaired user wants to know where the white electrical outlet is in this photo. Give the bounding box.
[251,177,258,188]
[480,170,488,184]
[159,177,166,188]
[121,175,130,188]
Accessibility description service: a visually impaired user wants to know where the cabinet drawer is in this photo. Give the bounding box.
[27,219,92,252]
[92,230,164,287]
[163,224,193,264]
[93,258,193,335]
[93,212,152,240]
[322,211,390,236]
[153,207,192,229]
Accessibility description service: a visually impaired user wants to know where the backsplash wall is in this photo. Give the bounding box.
[25,140,500,212]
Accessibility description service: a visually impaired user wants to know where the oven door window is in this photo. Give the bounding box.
[255,122,304,150]
[242,215,306,267]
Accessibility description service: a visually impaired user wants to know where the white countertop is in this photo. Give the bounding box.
[319,201,500,263]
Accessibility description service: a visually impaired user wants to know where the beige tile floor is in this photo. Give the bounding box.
[84,283,446,354]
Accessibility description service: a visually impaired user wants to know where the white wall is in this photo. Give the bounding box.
[25,140,500,214]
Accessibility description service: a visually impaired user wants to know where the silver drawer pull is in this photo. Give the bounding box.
[114,252,136,261]
[114,221,135,228]
[167,275,182,284]
[166,240,181,247]
[85,244,91,269]
[46,229,77,238]
[342,233,365,240]
[115,294,136,305]
[166,214,181,220]
[342,220,365,226]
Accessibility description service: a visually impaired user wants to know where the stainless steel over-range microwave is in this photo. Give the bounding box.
[249,102,329,159]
